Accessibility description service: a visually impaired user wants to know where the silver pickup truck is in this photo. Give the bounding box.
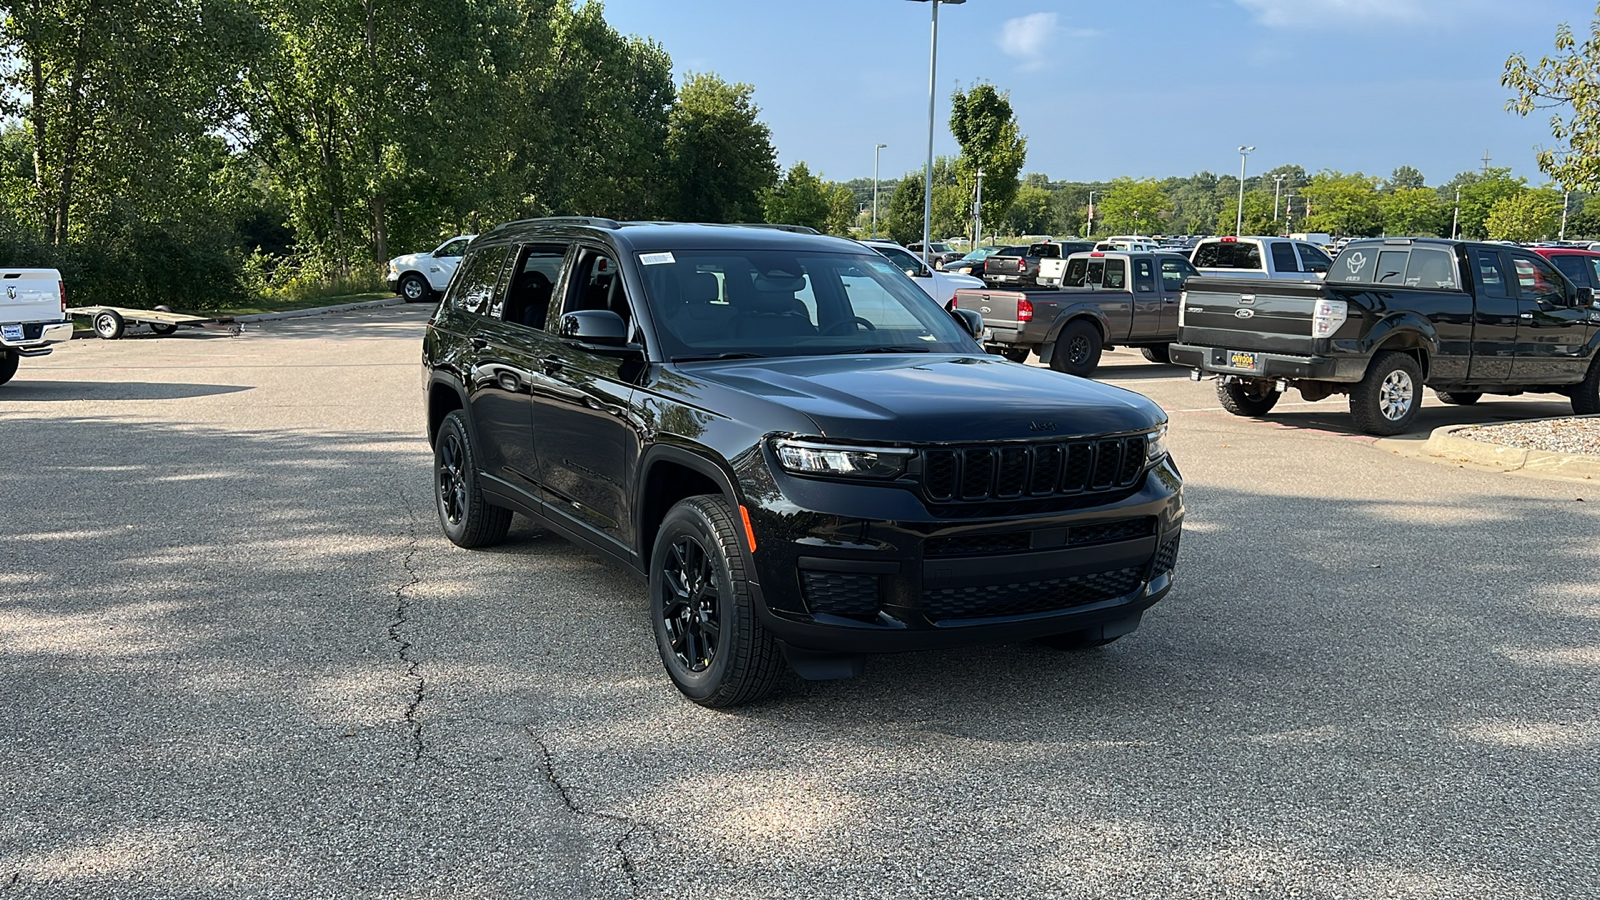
[1,268,72,386]
[954,250,1197,375]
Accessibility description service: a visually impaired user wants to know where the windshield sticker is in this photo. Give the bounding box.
[639,252,675,266]
[1345,251,1366,273]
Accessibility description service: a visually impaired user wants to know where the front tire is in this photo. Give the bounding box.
[1350,351,1423,435]
[399,273,432,304]
[650,495,782,708]
[1573,356,1600,415]
[433,410,512,548]
[1048,320,1103,377]
[93,309,125,340]
[0,349,17,386]
[1434,390,1481,406]
[1216,379,1280,417]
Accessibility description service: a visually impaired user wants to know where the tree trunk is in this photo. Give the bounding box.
[24,0,52,244]
[54,32,90,246]
[363,0,387,263]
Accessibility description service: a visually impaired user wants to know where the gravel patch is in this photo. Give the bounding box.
[1455,416,1600,457]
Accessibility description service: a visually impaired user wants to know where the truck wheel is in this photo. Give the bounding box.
[149,304,178,336]
[399,273,432,303]
[1140,345,1172,364]
[1048,321,1102,377]
[1216,379,1280,417]
[1434,390,1481,406]
[93,309,125,340]
[650,495,783,708]
[1350,351,1422,435]
[0,349,17,386]
[999,346,1031,363]
[1572,356,1600,415]
[433,410,512,548]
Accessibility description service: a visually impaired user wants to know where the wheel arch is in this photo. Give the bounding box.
[426,374,469,446]
[636,445,742,564]
[1364,315,1437,380]
[1038,309,1110,364]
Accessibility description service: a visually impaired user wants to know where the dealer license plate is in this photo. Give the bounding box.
[1227,350,1259,371]
[1,324,23,341]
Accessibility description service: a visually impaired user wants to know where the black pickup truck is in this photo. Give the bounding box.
[983,241,1093,289]
[955,250,1198,373]
[1170,238,1600,435]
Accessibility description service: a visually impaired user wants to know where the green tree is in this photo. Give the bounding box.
[1504,3,1600,193]
[1380,186,1445,235]
[1005,183,1055,235]
[1485,189,1564,241]
[1298,171,1382,236]
[1439,168,1527,238]
[1385,165,1427,191]
[1161,172,1223,235]
[665,72,778,223]
[1097,177,1168,235]
[762,161,833,232]
[884,158,965,244]
[1216,192,1276,236]
[949,83,1026,235]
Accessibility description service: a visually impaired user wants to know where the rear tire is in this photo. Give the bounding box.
[1434,390,1481,406]
[1573,356,1600,415]
[1140,344,1172,364]
[433,410,512,548]
[149,304,178,336]
[0,349,17,386]
[650,495,783,707]
[1048,320,1103,377]
[1350,351,1423,436]
[1216,379,1280,418]
[93,309,125,340]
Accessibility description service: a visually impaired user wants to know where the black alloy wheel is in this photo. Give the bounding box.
[1048,320,1102,377]
[433,410,511,548]
[650,495,782,707]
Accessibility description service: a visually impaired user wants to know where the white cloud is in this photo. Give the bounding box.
[1234,0,1471,28]
[997,12,1097,71]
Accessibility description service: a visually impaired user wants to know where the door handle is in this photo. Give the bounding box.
[1519,313,1534,320]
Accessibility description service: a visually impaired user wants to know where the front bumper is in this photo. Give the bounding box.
[2,320,73,355]
[1169,343,1366,381]
[740,456,1184,654]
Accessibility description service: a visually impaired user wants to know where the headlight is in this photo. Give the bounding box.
[1144,424,1169,463]
[773,439,913,479]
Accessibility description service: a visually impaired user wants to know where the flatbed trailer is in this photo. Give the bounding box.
[67,305,242,340]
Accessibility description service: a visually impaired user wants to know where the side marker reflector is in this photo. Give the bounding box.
[739,505,758,553]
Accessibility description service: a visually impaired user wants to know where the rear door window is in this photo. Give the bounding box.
[1402,248,1458,290]
[1063,257,1089,287]
[1103,259,1127,289]
[1472,249,1511,298]
[1270,241,1301,273]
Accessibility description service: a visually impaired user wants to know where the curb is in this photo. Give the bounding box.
[1418,417,1600,480]
[233,297,407,323]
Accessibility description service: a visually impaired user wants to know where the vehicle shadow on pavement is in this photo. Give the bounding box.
[1231,394,1578,441]
[0,381,251,401]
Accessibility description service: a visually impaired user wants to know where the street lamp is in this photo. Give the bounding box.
[973,168,984,248]
[909,0,965,264]
[1451,188,1460,240]
[1236,145,1255,236]
[1561,189,1570,241]
[1085,190,1099,237]
[872,142,888,239]
[1273,173,1287,227]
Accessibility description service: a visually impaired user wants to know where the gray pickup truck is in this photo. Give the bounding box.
[954,250,1198,374]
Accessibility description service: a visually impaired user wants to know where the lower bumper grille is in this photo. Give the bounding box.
[922,566,1143,621]
[800,571,880,618]
[1153,535,1180,575]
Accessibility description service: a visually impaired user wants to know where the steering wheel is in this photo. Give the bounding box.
[822,316,876,336]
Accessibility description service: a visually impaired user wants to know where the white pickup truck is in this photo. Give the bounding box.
[1,268,72,386]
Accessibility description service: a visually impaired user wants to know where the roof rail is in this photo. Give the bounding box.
[735,223,822,235]
[491,216,622,232]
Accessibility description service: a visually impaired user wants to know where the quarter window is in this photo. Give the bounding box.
[1133,258,1156,292]
[1472,250,1510,298]
[498,243,568,329]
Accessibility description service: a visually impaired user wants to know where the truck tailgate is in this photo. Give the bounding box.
[1179,278,1326,354]
[1,269,65,324]
[953,288,1029,331]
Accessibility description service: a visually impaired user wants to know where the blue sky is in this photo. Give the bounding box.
[597,0,1592,187]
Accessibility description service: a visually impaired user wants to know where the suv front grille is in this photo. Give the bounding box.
[920,437,1147,505]
[922,566,1143,620]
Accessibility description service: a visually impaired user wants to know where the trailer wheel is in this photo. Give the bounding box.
[0,349,17,386]
[149,305,178,336]
[93,309,125,340]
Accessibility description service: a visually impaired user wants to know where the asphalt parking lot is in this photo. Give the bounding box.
[3,306,1597,899]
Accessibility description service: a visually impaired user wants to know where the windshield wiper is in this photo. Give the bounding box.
[671,352,766,363]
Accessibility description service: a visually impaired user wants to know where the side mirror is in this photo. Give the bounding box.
[559,309,632,350]
[950,307,984,339]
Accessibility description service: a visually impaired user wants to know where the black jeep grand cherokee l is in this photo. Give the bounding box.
[423,218,1184,706]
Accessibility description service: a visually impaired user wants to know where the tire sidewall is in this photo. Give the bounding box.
[1356,353,1422,434]
[434,413,475,544]
[0,349,17,385]
[649,503,737,702]
[401,274,429,303]
[1051,321,1101,376]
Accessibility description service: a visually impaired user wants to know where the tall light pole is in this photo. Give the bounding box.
[1284,192,1295,234]
[1561,189,1571,241]
[973,168,984,248]
[1273,173,1287,228]
[1236,145,1255,236]
[871,142,888,239]
[1085,190,1099,237]
[909,0,965,264]
[1451,188,1460,239]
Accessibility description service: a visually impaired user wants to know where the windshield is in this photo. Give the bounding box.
[961,248,997,261]
[636,249,977,360]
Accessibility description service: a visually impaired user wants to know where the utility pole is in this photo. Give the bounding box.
[1273,173,1287,229]
[1236,145,1255,236]
[1482,149,1492,175]
[1561,189,1570,241]
[1085,191,1098,237]
[1451,188,1460,239]
[871,143,887,239]
[973,168,984,248]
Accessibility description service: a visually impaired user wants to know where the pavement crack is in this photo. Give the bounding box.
[389,485,426,763]
[527,725,656,897]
